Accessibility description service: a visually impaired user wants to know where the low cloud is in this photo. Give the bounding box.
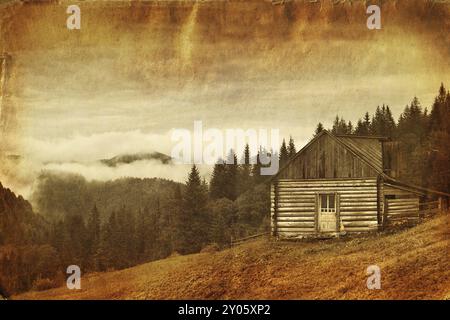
[22,130,173,163]
[42,160,210,184]
[1,130,213,199]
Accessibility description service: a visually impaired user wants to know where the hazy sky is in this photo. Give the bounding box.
[1,0,449,195]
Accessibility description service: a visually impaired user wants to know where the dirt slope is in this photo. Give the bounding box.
[16,214,450,300]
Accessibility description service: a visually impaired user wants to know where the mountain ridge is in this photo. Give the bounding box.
[99,152,172,167]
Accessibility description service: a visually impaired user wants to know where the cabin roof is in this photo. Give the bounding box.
[384,176,450,198]
[269,130,450,198]
[334,135,385,171]
[270,130,386,181]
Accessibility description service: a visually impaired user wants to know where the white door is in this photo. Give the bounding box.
[318,194,337,233]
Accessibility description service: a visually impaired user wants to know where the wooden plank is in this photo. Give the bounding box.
[277,199,315,204]
[343,226,378,232]
[340,194,378,199]
[340,201,377,206]
[388,216,419,221]
[278,186,377,190]
[276,204,315,212]
[340,210,377,215]
[387,198,419,204]
[278,190,376,195]
[278,194,316,199]
[277,183,376,188]
[340,215,378,221]
[388,208,419,214]
[277,197,315,201]
[277,202,315,208]
[278,229,316,235]
[277,213,315,218]
[383,183,425,196]
[276,216,315,222]
[277,203,316,207]
[388,205,419,211]
[389,201,419,208]
[342,221,378,227]
[388,212,419,218]
[276,206,316,212]
[276,222,315,228]
[340,212,377,216]
[388,202,419,207]
[278,178,377,183]
[338,206,377,211]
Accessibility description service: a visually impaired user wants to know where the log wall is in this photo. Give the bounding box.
[383,183,421,226]
[271,178,380,238]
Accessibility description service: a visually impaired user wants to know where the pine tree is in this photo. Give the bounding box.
[398,97,427,142]
[429,83,447,132]
[347,121,354,134]
[237,144,252,196]
[209,159,227,199]
[314,123,324,136]
[181,165,208,253]
[355,119,365,135]
[396,96,430,185]
[331,116,340,134]
[86,205,101,269]
[370,106,384,135]
[354,112,371,135]
[279,139,289,166]
[224,150,238,200]
[384,106,396,138]
[287,136,296,159]
[339,118,348,134]
[251,147,267,185]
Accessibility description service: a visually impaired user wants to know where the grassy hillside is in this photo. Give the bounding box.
[16,214,450,300]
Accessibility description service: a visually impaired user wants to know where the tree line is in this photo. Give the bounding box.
[313,83,450,192]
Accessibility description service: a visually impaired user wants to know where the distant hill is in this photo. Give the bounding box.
[100,152,172,167]
[15,214,450,300]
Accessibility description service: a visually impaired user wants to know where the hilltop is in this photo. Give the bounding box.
[16,213,450,300]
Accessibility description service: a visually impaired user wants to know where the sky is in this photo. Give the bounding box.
[0,0,449,197]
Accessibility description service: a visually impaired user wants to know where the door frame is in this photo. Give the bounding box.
[315,192,340,233]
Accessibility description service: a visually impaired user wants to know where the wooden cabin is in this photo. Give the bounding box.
[269,130,450,239]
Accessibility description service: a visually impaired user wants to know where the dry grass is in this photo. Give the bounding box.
[15,214,450,300]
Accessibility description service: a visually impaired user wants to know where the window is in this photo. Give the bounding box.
[320,194,336,213]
